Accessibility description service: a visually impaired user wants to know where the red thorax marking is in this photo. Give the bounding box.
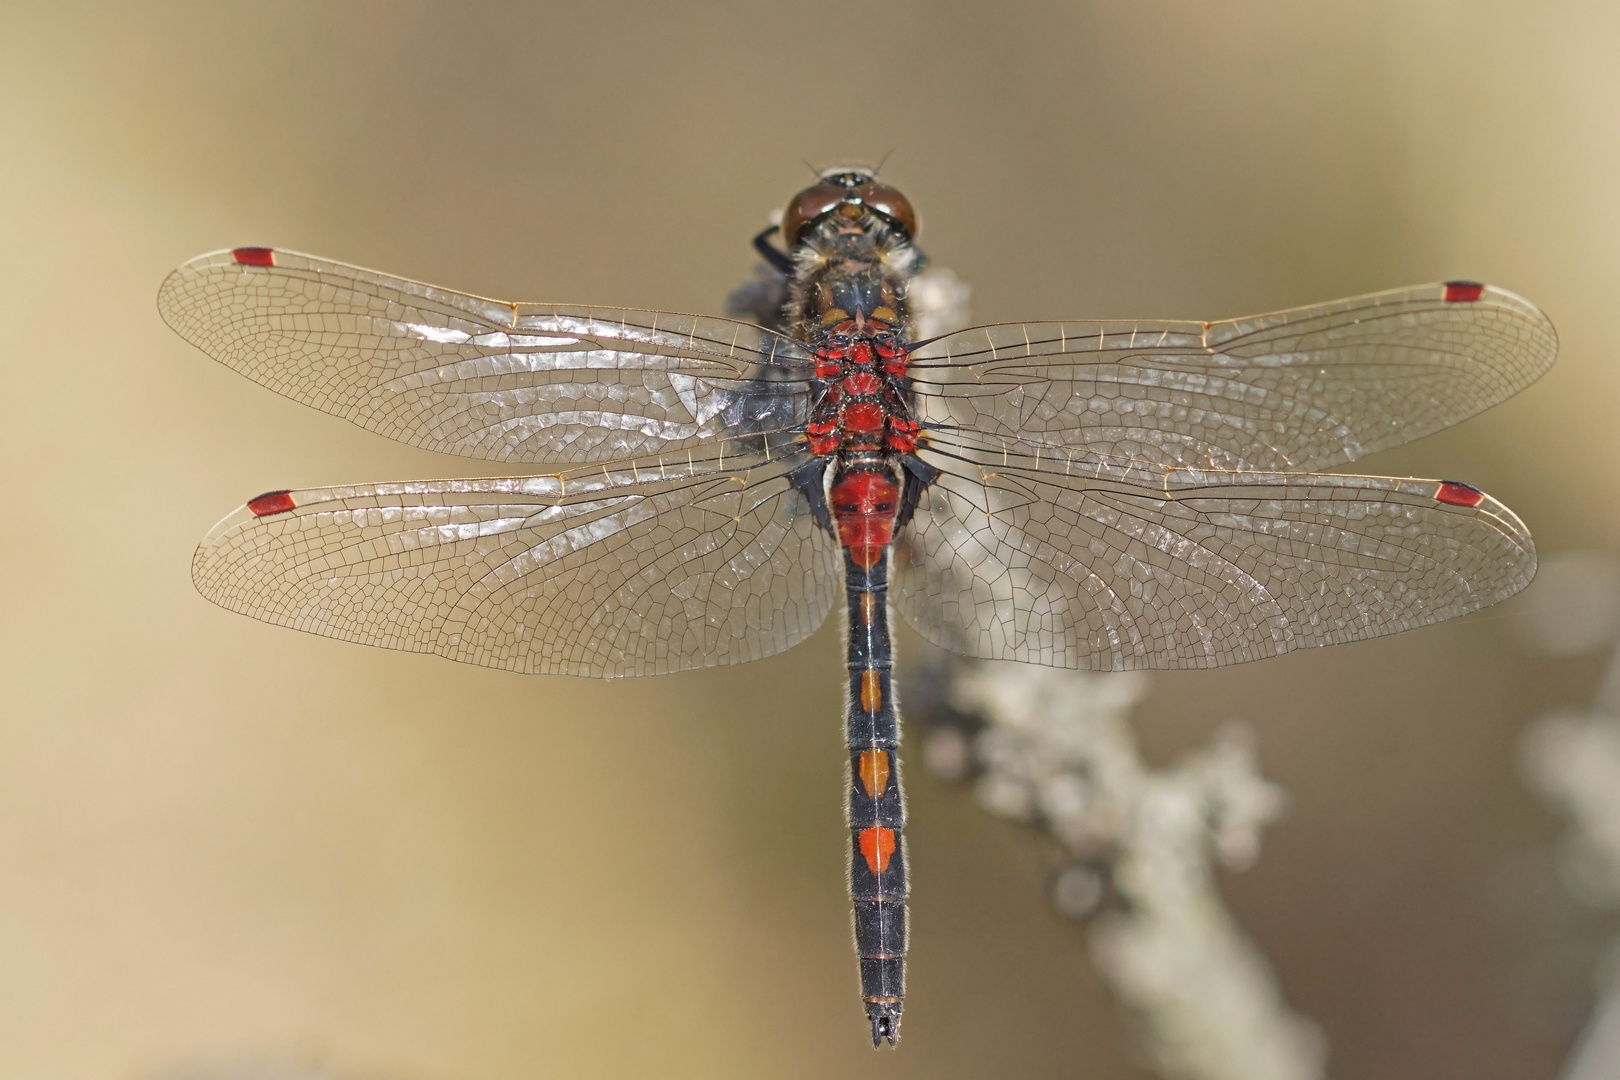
[806,325,915,458]
[843,401,885,433]
[806,419,839,455]
[885,416,919,454]
[843,372,882,396]
[1435,480,1485,507]
[1442,280,1485,303]
[232,247,275,267]
[859,826,897,874]
[247,490,297,516]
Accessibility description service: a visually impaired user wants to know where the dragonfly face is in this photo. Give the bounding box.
[159,173,1557,1047]
[779,168,918,249]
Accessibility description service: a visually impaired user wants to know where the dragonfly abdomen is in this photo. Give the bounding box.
[843,544,907,1046]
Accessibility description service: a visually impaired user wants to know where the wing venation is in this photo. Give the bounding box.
[192,446,840,676]
[158,248,814,464]
[910,282,1555,472]
[895,439,1535,670]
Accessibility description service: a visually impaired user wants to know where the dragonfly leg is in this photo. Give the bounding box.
[751,224,795,276]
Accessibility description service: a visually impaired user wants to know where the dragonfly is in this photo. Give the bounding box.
[159,168,1556,1046]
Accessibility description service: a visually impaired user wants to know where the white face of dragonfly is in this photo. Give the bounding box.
[159,186,1555,1045]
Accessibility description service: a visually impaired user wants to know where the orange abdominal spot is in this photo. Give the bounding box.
[858,749,891,797]
[860,592,876,626]
[861,670,883,714]
[859,827,897,874]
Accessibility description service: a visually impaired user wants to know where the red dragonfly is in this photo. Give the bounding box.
[159,168,1555,1045]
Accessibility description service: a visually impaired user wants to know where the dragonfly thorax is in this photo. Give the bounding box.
[787,199,927,570]
[804,321,920,459]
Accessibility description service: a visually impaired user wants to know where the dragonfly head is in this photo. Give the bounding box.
[782,168,917,248]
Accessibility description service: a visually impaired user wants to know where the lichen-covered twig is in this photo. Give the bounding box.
[1518,551,1620,1080]
[911,654,1324,1080]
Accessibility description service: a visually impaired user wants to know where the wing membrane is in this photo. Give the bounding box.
[159,248,814,464]
[192,443,839,677]
[895,438,1535,670]
[909,283,1555,472]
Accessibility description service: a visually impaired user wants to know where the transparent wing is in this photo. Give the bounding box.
[894,437,1536,670]
[192,442,839,677]
[909,282,1556,472]
[159,248,815,464]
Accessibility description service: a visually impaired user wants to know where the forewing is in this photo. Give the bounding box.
[159,248,814,464]
[894,440,1535,670]
[192,445,840,677]
[909,282,1555,472]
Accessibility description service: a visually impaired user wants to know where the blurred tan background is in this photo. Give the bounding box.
[2,1,1616,1077]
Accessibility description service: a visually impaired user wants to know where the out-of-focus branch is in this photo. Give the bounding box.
[912,656,1323,1080]
[1515,551,1620,1080]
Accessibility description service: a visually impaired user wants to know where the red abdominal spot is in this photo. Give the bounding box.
[840,524,894,566]
[1435,480,1485,507]
[850,342,874,365]
[831,472,898,512]
[232,247,275,267]
[832,472,898,566]
[1442,280,1485,302]
[247,490,297,516]
[859,827,897,874]
[882,355,909,376]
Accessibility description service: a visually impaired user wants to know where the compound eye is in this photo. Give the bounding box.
[853,183,918,239]
[782,183,849,247]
